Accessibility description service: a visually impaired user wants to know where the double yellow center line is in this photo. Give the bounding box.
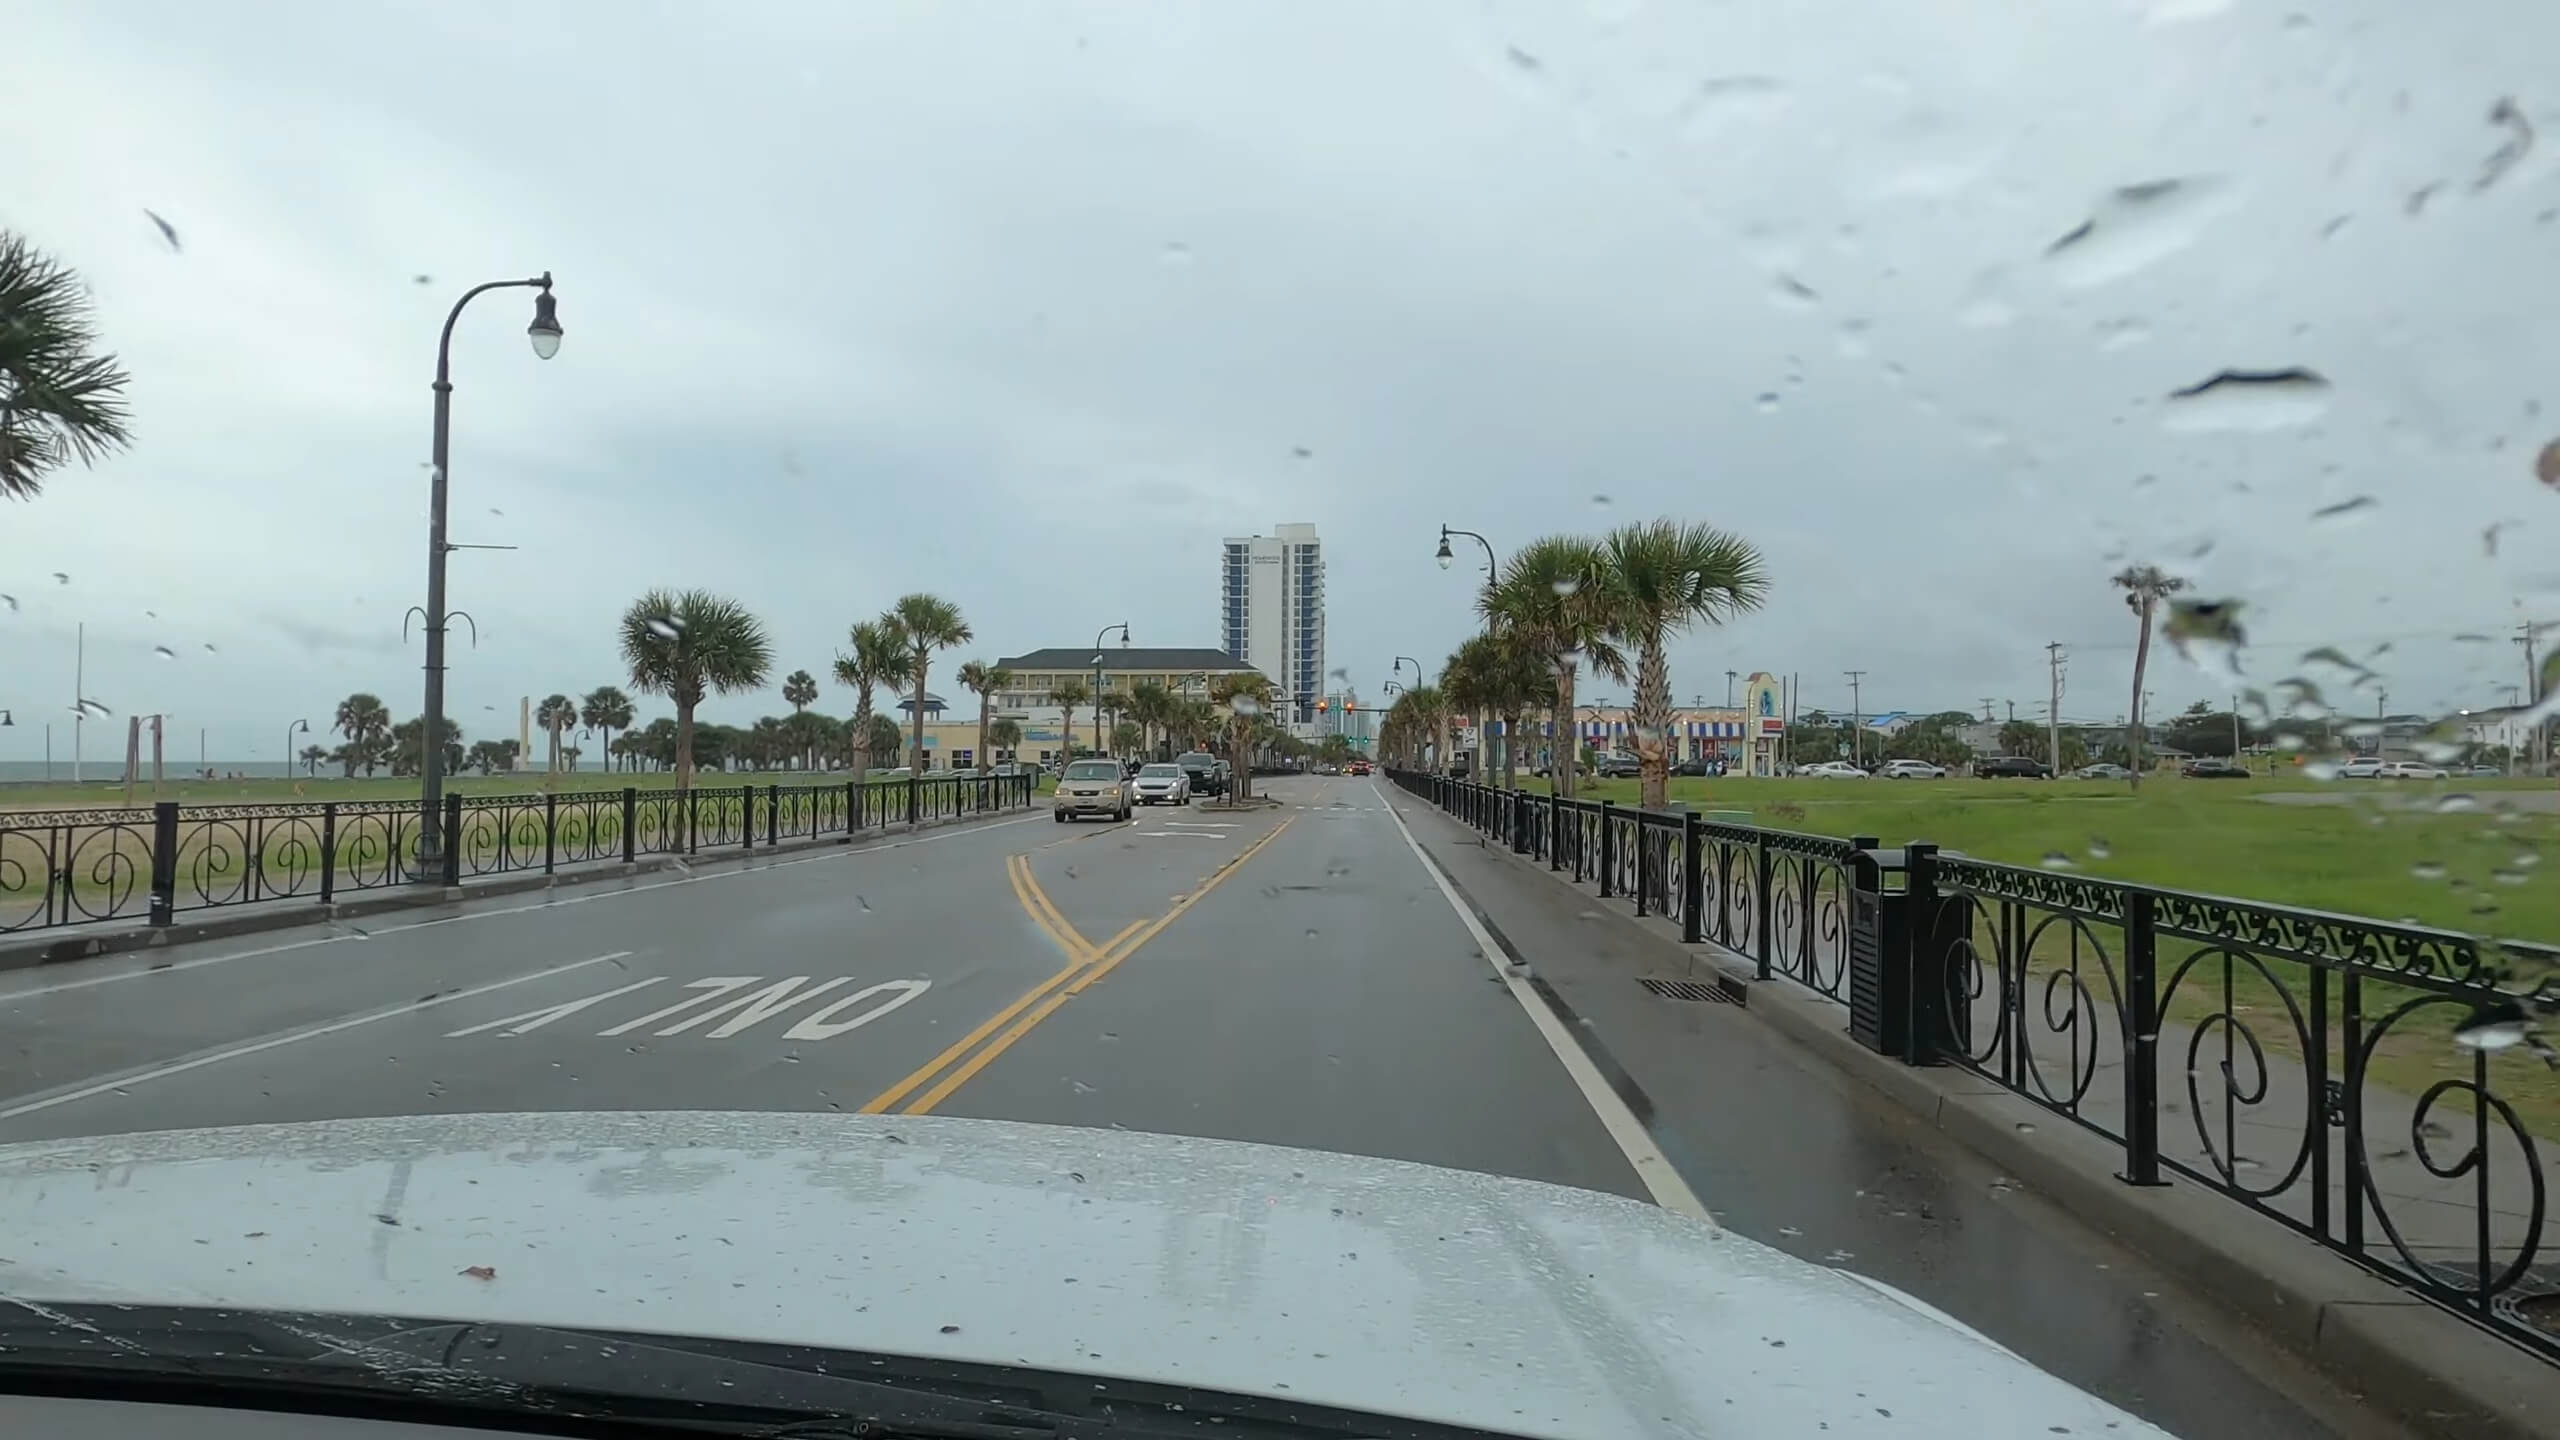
[861,819,1293,1116]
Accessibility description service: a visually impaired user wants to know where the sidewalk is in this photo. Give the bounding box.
[1385,786,2560,1440]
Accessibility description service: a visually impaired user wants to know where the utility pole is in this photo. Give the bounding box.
[2005,699,2016,723]
[2046,643,2066,773]
[2523,623,2548,774]
[1844,670,1866,766]
[2231,694,2242,770]
[1724,670,1738,708]
[1980,698,1995,723]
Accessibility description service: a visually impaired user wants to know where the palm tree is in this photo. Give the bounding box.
[832,619,914,776]
[581,686,635,773]
[1480,536,1622,799]
[885,593,972,771]
[618,589,774,794]
[332,693,392,777]
[956,660,1013,773]
[534,693,576,773]
[987,717,1024,761]
[0,231,134,502]
[1046,678,1091,764]
[297,744,327,777]
[1112,719,1145,755]
[2113,565,2188,788]
[782,669,818,714]
[1126,680,1173,760]
[1448,631,1547,789]
[1207,672,1279,801]
[1593,519,1770,808]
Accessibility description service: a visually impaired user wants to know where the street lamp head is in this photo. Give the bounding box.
[527,287,563,360]
[1434,535,1454,570]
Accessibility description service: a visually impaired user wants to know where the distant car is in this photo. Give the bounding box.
[1052,758,1133,822]
[1671,757,1710,777]
[1596,753,1643,779]
[2334,757,2385,778]
[1132,763,1192,806]
[2465,763,2503,777]
[1974,756,2050,779]
[1347,759,1372,776]
[1801,761,1869,779]
[2180,757,2250,779]
[1175,751,1227,797]
[2377,760,2448,779]
[2073,763,2132,780]
[1878,759,1945,779]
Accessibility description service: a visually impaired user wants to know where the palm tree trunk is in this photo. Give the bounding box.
[1553,664,1579,800]
[910,666,928,771]
[852,682,875,776]
[2126,597,2154,791]
[976,696,990,774]
[1060,703,1077,767]
[1634,640,1672,809]
[1501,708,1521,790]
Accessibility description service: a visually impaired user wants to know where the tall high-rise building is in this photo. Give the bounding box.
[1220,523,1325,729]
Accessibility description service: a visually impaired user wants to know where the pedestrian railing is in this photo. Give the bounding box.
[1389,768,2560,1364]
[0,772,1035,938]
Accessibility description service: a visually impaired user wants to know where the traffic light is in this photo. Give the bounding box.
[1317,699,1329,714]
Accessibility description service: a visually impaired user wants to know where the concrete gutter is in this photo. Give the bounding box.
[0,805,1033,978]
[1394,792,2560,1440]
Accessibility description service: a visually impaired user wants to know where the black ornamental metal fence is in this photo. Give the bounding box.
[0,772,1034,938]
[1394,768,2560,1364]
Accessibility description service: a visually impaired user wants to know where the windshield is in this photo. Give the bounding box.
[1,5,2552,1439]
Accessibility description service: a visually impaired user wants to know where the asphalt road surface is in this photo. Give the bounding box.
[0,775,2406,1439]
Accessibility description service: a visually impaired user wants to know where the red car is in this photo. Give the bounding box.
[1348,760,1373,776]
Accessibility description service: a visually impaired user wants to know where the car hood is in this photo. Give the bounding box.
[0,1111,2161,1439]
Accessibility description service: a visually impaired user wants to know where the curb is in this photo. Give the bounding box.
[1385,788,2560,1440]
[0,807,1033,978]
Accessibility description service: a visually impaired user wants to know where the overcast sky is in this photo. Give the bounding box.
[2,0,2554,762]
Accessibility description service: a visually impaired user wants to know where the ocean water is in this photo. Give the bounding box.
[0,761,319,784]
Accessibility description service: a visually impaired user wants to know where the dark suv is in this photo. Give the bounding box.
[1975,755,2050,779]
[1596,753,1643,778]
[1174,751,1226,797]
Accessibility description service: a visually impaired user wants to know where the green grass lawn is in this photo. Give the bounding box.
[1512,773,2558,945]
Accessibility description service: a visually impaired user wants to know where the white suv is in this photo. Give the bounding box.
[1878,760,1945,779]
[2377,760,2447,779]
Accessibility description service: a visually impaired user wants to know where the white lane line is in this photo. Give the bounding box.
[0,951,640,1121]
[1376,797,1711,1225]
[0,811,1044,1006]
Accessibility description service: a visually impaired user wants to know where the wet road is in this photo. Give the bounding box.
[0,774,2402,1439]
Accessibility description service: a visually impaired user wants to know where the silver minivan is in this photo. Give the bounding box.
[1053,758,1133,822]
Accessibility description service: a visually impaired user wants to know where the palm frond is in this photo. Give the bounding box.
[0,231,134,500]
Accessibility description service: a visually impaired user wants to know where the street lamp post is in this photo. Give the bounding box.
[1434,525,1498,577]
[1092,623,1130,754]
[284,718,308,778]
[416,273,561,878]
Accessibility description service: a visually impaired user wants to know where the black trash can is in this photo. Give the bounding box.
[1846,843,1952,1064]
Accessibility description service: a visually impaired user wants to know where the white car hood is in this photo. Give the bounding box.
[0,1111,2163,1439]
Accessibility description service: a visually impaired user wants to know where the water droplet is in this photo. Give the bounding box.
[1754,392,1781,413]
[2454,1000,2530,1051]
[2476,96,2534,193]
[1161,241,1193,264]
[71,698,112,719]
[2513,852,2542,870]
[2087,838,2112,860]
[645,616,684,641]
[2096,317,2152,351]
[151,645,176,660]
[2275,733,2306,753]
[2044,176,2240,288]
[1956,295,2017,329]
[2415,739,2463,763]
[1770,273,1819,310]
[2038,852,2076,871]
[1589,492,1612,509]
[2411,861,2447,881]
[1070,1079,1097,1095]
[2434,794,2482,814]
[1776,1226,1802,1238]
[2014,1121,2037,1134]
[50,572,69,585]
[2161,368,2333,433]
[201,642,216,653]
[2310,495,2377,524]
[2164,598,2248,681]
[1230,695,1260,717]
[1550,576,1582,596]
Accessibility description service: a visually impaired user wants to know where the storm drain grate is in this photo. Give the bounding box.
[1638,977,1740,1004]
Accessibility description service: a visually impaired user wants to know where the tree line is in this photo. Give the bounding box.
[1377,518,1771,809]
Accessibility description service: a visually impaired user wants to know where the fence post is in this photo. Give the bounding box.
[907,773,919,827]
[1754,836,1774,980]
[1549,793,1564,870]
[320,802,339,904]
[1682,810,1704,945]
[543,793,558,874]
[843,780,859,841]
[1597,800,1616,898]
[2120,890,2166,1186]
[622,788,638,862]
[769,785,782,845]
[440,792,464,887]
[147,801,179,926]
[686,789,700,855]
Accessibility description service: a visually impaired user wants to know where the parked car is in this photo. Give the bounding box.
[1800,760,1869,779]
[2377,760,2448,779]
[1878,759,1945,779]
[1347,759,1372,776]
[1974,756,2050,779]
[2180,757,2250,779]
[2465,763,2504,777]
[1595,753,1643,779]
[1175,751,1227,797]
[1132,762,1192,806]
[1052,758,1133,822]
[2334,757,2386,778]
[2072,762,2132,780]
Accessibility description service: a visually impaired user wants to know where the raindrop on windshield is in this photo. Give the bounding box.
[51,572,69,585]
[144,208,182,252]
[2164,597,2248,681]
[1230,695,1261,717]
[151,645,176,660]
[2434,794,2482,814]
[1755,392,1781,413]
[2038,852,2076,871]
[2160,368,2333,433]
[2492,869,2530,887]
[644,617,685,642]
[1769,274,1819,310]
[2475,97,2534,192]
[1161,241,1193,264]
[2309,496,2378,524]
[1589,492,1611,509]
[2087,838,2112,860]
[0,594,15,612]
[71,699,111,718]
[2537,440,2560,492]
[2411,861,2448,881]
[2043,176,2237,288]
[1551,576,1582,596]
[2453,1000,2530,1052]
